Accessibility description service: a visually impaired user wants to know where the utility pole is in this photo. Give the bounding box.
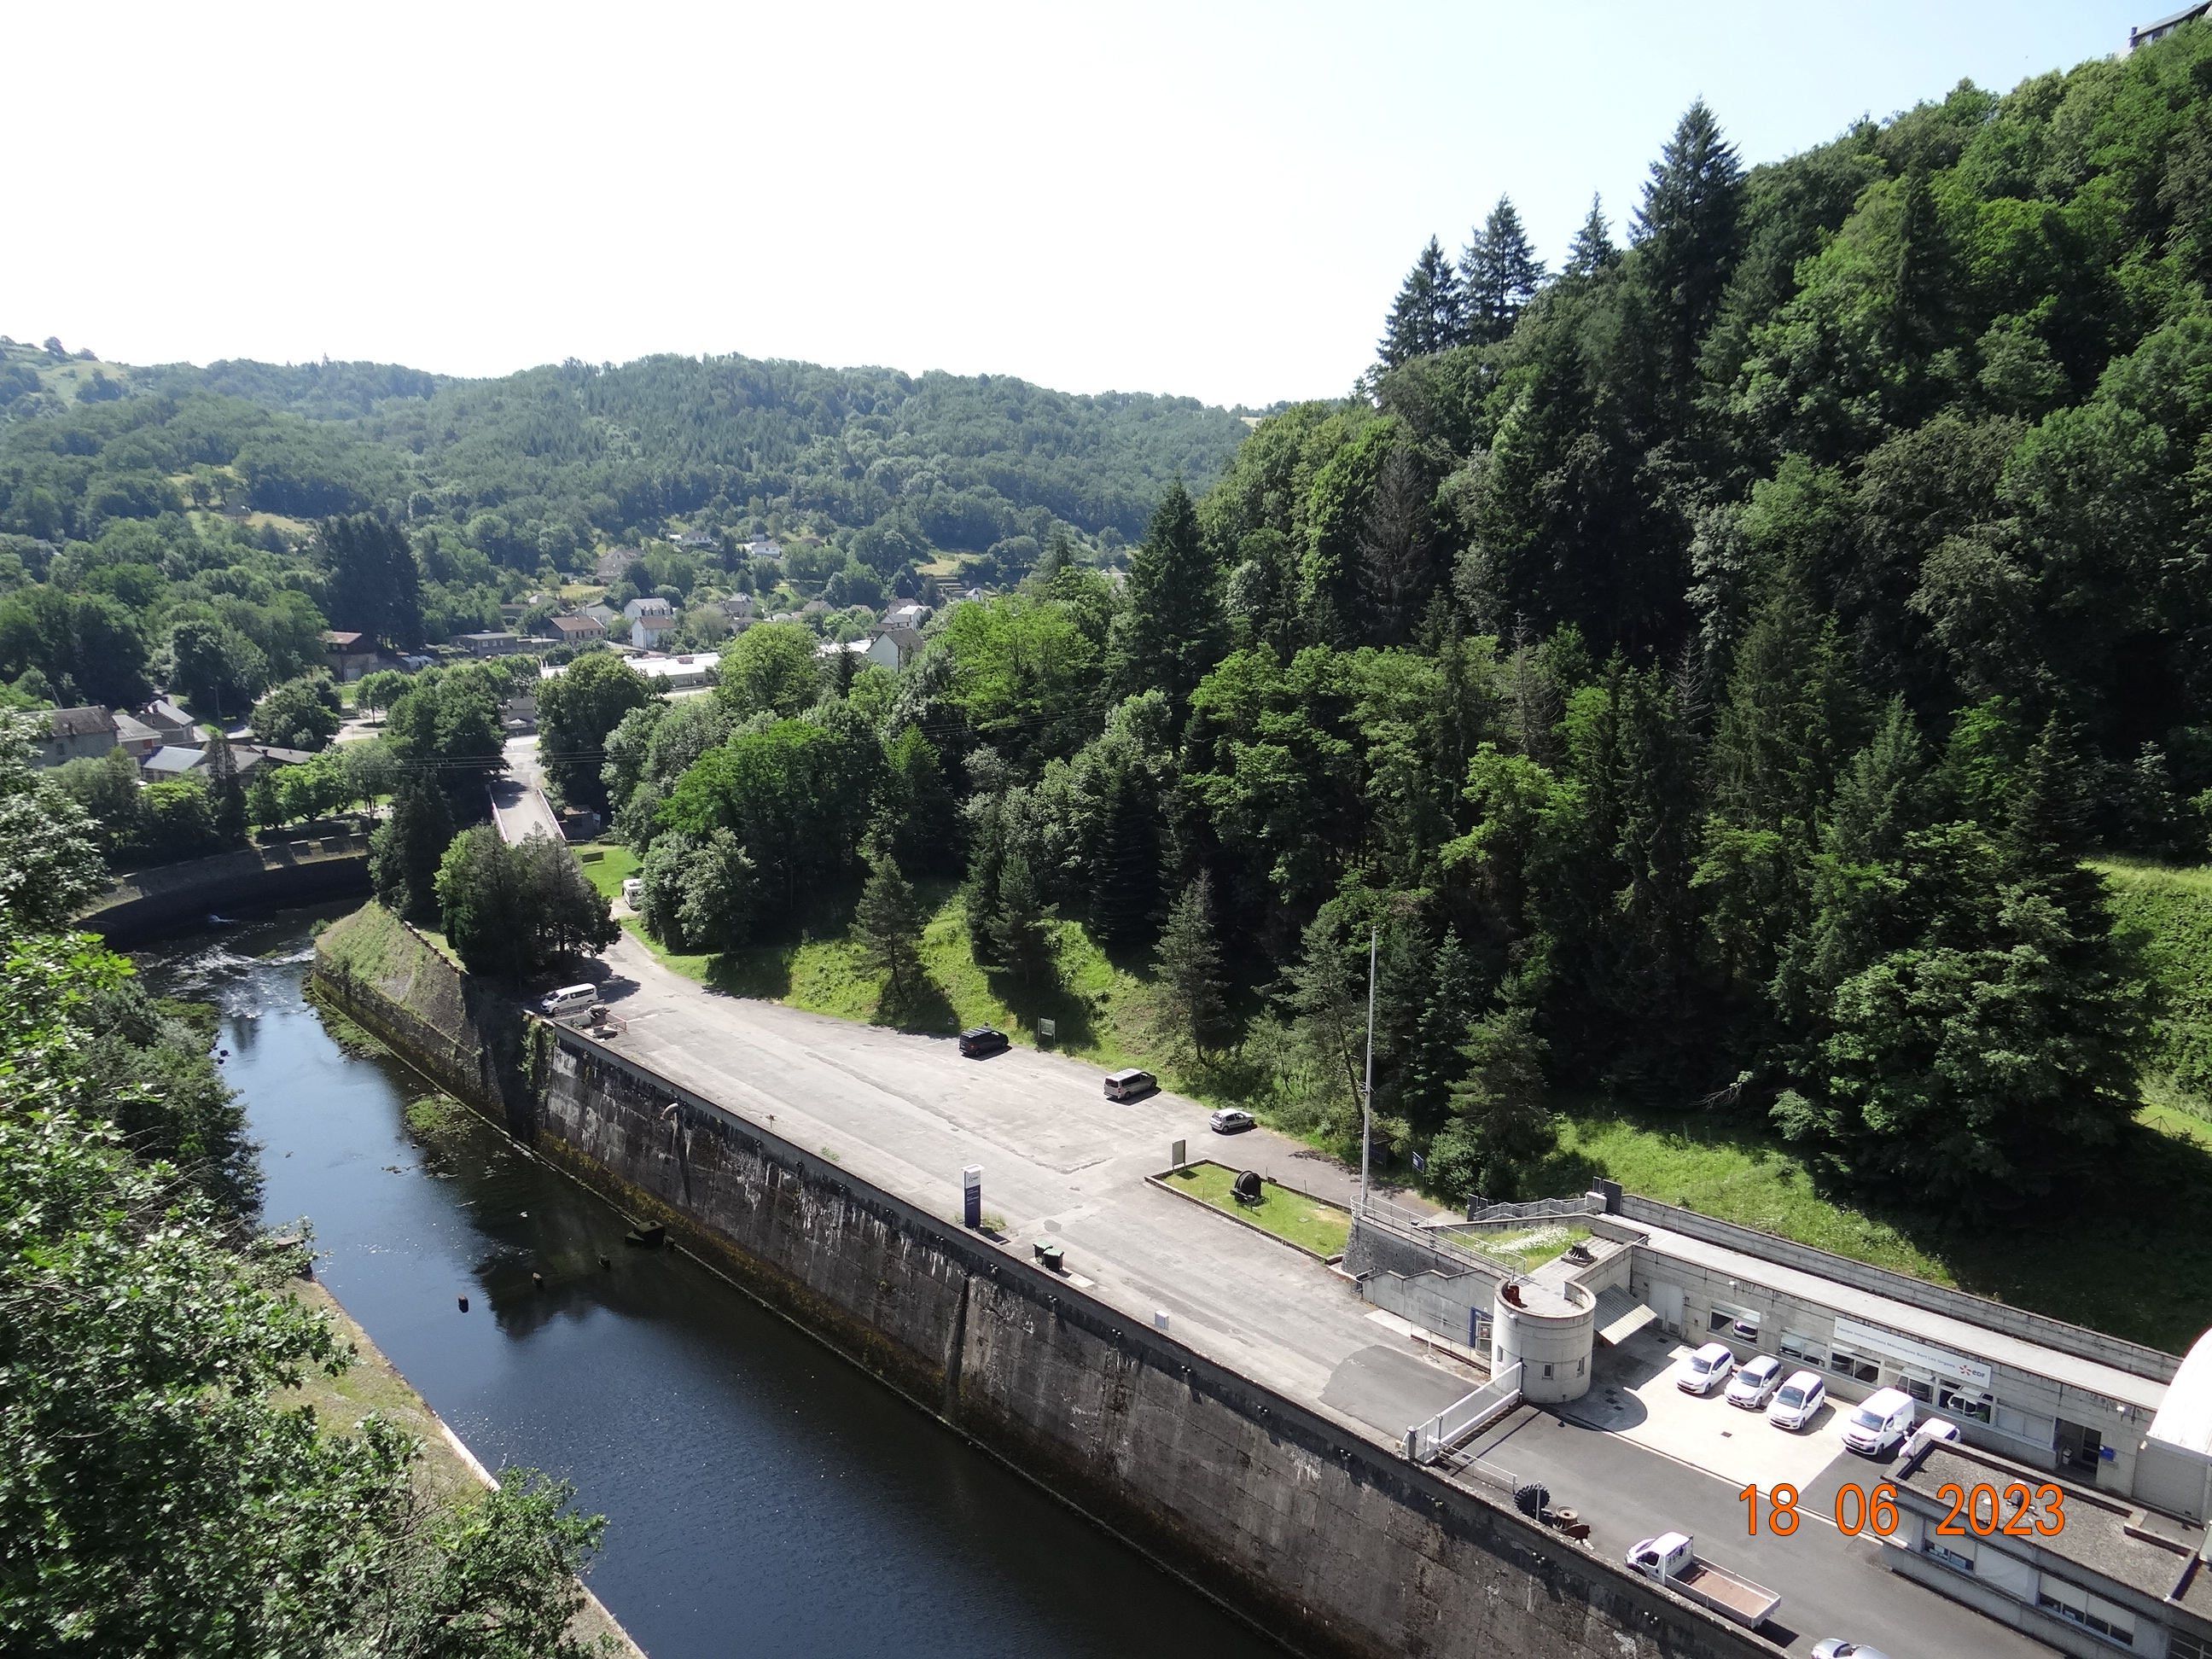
[1361,923,1377,1211]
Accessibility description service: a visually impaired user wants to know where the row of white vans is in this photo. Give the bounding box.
[1677,1340,1930,1457]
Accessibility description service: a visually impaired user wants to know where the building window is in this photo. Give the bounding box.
[1779,1329,1825,1368]
[1831,1346,1879,1383]
[2169,1632,2210,1659]
[1576,1358,1586,1377]
[2036,1578,2135,1648]
[1924,1535,1975,1574]
[1543,1363,1554,1379]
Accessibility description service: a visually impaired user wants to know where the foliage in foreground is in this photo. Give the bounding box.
[0,747,614,1654]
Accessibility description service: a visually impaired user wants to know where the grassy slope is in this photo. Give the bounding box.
[2095,856,2212,1111]
[569,846,2212,1350]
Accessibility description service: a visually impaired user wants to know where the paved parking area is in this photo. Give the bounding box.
[1563,1332,1849,1494]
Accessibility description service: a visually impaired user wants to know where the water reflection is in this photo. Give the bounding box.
[139,906,1282,1659]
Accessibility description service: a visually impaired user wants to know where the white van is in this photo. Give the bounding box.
[621,877,643,908]
[1842,1386,1915,1456]
[1103,1068,1156,1102]
[539,984,597,1018]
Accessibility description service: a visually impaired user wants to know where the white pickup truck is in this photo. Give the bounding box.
[1624,1532,1781,1629]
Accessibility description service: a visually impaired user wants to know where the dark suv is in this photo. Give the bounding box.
[958,1027,1010,1058]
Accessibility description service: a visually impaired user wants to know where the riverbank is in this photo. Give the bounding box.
[283,1277,644,1659]
[313,898,1783,1659]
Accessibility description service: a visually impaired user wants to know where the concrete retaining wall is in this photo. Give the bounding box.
[82,840,373,940]
[311,905,1784,1659]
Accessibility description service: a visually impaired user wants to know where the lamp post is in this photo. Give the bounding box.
[1360,924,1377,1212]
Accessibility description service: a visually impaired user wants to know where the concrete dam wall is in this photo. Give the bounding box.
[311,905,1780,1659]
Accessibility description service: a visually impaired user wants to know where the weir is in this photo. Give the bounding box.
[311,903,1782,1659]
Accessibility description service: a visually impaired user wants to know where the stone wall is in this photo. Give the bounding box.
[82,840,372,941]
[314,911,1786,1659]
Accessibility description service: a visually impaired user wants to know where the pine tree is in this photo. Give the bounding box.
[1377,236,1466,367]
[1563,195,1618,278]
[1396,927,1477,1136]
[989,851,1056,986]
[1632,100,1745,391]
[853,855,924,1004]
[1088,769,1160,949]
[1114,479,1225,708]
[1429,1006,1553,1202]
[370,770,454,922]
[1460,196,1546,345]
[204,731,247,844]
[320,515,425,651]
[1152,873,1231,1061]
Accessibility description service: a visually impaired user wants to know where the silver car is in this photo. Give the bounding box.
[1811,1643,1892,1659]
[1677,1341,1735,1394]
[1725,1353,1783,1409]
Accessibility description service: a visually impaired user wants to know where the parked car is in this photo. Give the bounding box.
[1842,1387,1916,1457]
[1678,1342,1737,1394]
[1725,1354,1784,1410]
[958,1027,1010,1057]
[539,983,596,1018]
[1904,1417,1960,1459]
[1208,1108,1255,1135]
[1103,1068,1156,1102]
[621,876,643,907]
[1811,1643,1892,1659]
[1767,1370,1826,1431]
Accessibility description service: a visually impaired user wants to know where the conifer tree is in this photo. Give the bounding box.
[1460,196,1546,344]
[989,850,1056,986]
[1377,237,1466,368]
[853,855,924,1004]
[1563,195,1618,278]
[1395,927,1477,1135]
[1152,873,1231,1061]
[1114,479,1224,709]
[204,731,247,844]
[1430,1006,1553,1202]
[370,770,453,922]
[1632,100,1745,392]
[1088,770,1160,948]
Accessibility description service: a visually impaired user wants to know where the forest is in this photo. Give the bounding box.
[0,339,1253,707]
[526,30,2212,1224]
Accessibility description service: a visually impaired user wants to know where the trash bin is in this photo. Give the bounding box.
[1035,1242,1064,1272]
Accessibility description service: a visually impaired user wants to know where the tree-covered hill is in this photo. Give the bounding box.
[580,25,2212,1226]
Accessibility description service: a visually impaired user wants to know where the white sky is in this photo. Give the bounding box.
[7,1,2153,409]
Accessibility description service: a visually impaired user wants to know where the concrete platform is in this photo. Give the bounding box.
[1563,1332,1850,1495]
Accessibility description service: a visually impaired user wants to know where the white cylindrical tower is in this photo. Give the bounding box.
[1493,1278,1596,1404]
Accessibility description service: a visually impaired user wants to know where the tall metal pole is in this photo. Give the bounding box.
[1361,924,1377,1210]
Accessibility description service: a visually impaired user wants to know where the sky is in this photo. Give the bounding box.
[5,1,2160,409]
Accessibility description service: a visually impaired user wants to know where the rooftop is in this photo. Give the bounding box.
[43,705,115,739]
[1898,1437,2205,1604]
[1634,1215,2170,1413]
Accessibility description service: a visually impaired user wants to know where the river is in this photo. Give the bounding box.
[140,905,1282,1659]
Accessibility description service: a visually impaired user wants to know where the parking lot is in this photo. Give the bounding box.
[1459,1330,2053,1656]
[1561,1330,1850,1494]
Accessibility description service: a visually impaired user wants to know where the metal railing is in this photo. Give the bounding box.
[1406,1363,1523,1464]
[1356,1196,1517,1276]
[1456,1195,1605,1226]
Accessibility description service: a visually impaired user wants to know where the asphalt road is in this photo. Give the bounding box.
[1466,1393,2052,1658]
[589,927,1411,1401]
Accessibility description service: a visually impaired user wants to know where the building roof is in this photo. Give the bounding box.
[112,713,160,746]
[141,698,197,734]
[870,626,923,652]
[322,630,368,649]
[43,705,116,740]
[1898,1437,2204,1603]
[584,603,617,624]
[142,745,206,775]
[1632,1216,2171,1412]
[233,742,313,766]
[624,597,674,619]
[544,614,605,636]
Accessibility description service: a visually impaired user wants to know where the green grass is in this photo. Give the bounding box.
[1523,1095,2212,1352]
[1160,1161,1351,1257]
[1458,1221,1592,1273]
